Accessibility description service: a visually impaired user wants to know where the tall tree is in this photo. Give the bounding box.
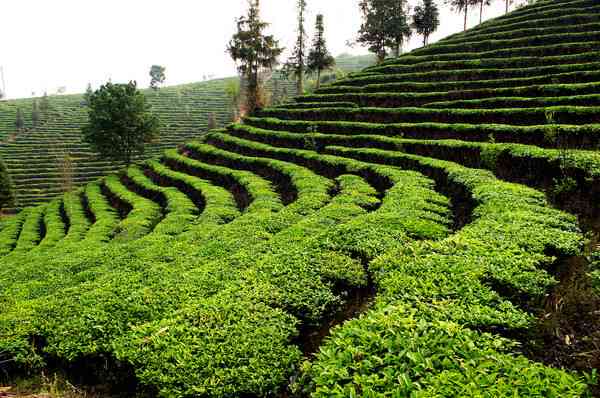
[32,99,40,128]
[386,0,412,57]
[0,157,14,212]
[227,0,284,113]
[283,0,308,95]
[40,92,50,116]
[82,81,160,166]
[15,108,24,131]
[356,0,412,63]
[477,0,492,23]
[412,0,440,46]
[447,0,475,31]
[149,65,166,90]
[84,83,93,104]
[307,14,335,90]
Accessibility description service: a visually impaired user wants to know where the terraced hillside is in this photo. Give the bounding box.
[0,56,375,210]
[0,79,238,209]
[1,0,600,396]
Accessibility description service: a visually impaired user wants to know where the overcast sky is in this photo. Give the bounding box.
[1,0,516,99]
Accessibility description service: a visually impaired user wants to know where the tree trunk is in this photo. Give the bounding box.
[464,4,468,31]
[297,68,304,96]
[316,69,321,90]
[480,0,484,24]
[393,42,401,58]
[506,0,509,13]
[423,34,427,47]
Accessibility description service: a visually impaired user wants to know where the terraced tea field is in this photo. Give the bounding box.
[1,0,599,396]
[0,55,376,211]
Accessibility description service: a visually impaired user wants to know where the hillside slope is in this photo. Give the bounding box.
[1,0,599,396]
[0,55,376,210]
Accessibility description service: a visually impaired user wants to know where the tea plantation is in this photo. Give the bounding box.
[1,0,600,396]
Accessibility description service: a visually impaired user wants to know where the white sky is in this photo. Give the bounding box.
[1,0,516,99]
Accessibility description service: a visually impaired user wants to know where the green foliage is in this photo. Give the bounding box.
[0,158,14,211]
[1,1,600,395]
[356,0,412,62]
[227,0,284,112]
[412,0,440,46]
[590,251,600,293]
[304,305,587,397]
[149,65,166,90]
[282,0,307,95]
[82,81,160,166]
[307,14,335,90]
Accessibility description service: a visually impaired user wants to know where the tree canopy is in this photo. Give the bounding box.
[307,14,335,89]
[82,81,160,166]
[413,0,440,46]
[227,0,284,113]
[283,0,308,96]
[356,0,412,63]
[150,65,167,90]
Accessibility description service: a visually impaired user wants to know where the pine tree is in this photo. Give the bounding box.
[412,0,440,46]
[227,0,284,113]
[307,15,335,90]
[283,0,308,95]
[356,0,412,63]
[84,83,93,106]
[447,0,475,31]
[32,99,40,128]
[40,92,50,116]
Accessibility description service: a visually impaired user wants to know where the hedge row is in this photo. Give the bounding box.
[300,144,587,395]
[318,70,600,95]
[450,4,600,39]
[0,210,28,257]
[273,101,358,109]
[125,166,197,237]
[410,30,600,57]
[228,125,600,197]
[37,199,66,250]
[257,105,600,127]
[424,93,600,109]
[366,51,600,76]
[333,60,600,87]
[13,205,46,253]
[438,21,600,47]
[145,159,240,228]
[195,130,590,394]
[61,190,92,244]
[244,116,600,149]
[82,181,120,244]
[102,174,162,243]
[304,81,600,108]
